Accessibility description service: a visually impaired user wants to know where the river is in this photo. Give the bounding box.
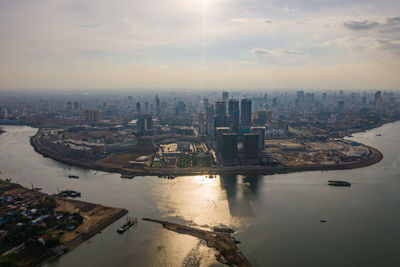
[0,122,400,266]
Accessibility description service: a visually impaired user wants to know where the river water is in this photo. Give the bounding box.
[0,122,400,266]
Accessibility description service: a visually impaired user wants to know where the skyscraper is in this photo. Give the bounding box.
[222,91,229,102]
[251,127,265,152]
[375,91,382,109]
[205,105,214,137]
[228,99,239,132]
[215,101,226,116]
[155,95,161,117]
[84,110,101,122]
[136,102,141,113]
[198,112,206,136]
[243,133,259,165]
[221,133,238,166]
[215,127,230,154]
[203,98,209,111]
[241,99,252,127]
[137,114,153,136]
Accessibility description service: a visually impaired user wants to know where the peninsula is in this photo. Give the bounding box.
[143,218,251,266]
[30,128,383,176]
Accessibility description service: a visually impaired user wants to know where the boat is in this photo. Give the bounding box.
[59,190,82,198]
[68,175,79,179]
[117,216,137,234]
[213,227,235,234]
[376,134,382,136]
[120,174,135,179]
[328,180,351,187]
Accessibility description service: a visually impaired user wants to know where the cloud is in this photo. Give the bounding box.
[377,39,400,54]
[343,20,379,31]
[281,4,295,13]
[251,48,270,55]
[343,17,400,33]
[231,18,273,24]
[380,17,400,33]
[250,48,301,56]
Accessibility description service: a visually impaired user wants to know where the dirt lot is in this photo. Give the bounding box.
[54,198,125,243]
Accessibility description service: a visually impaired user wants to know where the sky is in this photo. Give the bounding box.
[0,0,399,91]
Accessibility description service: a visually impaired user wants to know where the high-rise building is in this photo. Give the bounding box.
[84,110,101,122]
[175,101,186,115]
[136,102,141,113]
[205,105,214,137]
[66,102,72,112]
[338,100,345,111]
[73,101,80,111]
[198,112,206,136]
[241,99,252,127]
[155,95,161,117]
[214,115,229,131]
[214,101,228,131]
[362,96,367,106]
[253,110,267,126]
[266,110,272,123]
[243,133,259,165]
[137,114,153,136]
[215,127,230,154]
[228,99,239,132]
[296,91,305,103]
[251,127,265,152]
[306,93,314,104]
[215,101,226,116]
[221,133,238,166]
[222,91,229,102]
[375,91,382,109]
[203,98,209,111]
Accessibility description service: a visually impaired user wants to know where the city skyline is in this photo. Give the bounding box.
[1,0,400,90]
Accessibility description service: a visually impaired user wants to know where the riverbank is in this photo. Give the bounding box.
[143,218,251,266]
[30,130,383,177]
[0,181,127,267]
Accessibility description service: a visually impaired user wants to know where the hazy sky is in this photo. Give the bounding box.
[0,0,400,90]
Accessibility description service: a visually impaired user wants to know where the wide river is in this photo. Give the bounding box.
[1,122,400,266]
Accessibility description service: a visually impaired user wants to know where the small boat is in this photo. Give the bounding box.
[117,216,137,234]
[120,174,135,179]
[328,180,351,187]
[68,175,79,179]
[59,190,81,198]
[213,227,235,234]
[376,134,382,136]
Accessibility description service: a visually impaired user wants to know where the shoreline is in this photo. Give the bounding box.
[0,181,127,267]
[40,203,127,267]
[30,131,383,177]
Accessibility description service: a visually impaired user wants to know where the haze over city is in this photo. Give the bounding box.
[1,0,400,90]
[1,1,400,267]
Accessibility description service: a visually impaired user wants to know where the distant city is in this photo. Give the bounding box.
[0,90,397,175]
[0,89,400,266]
